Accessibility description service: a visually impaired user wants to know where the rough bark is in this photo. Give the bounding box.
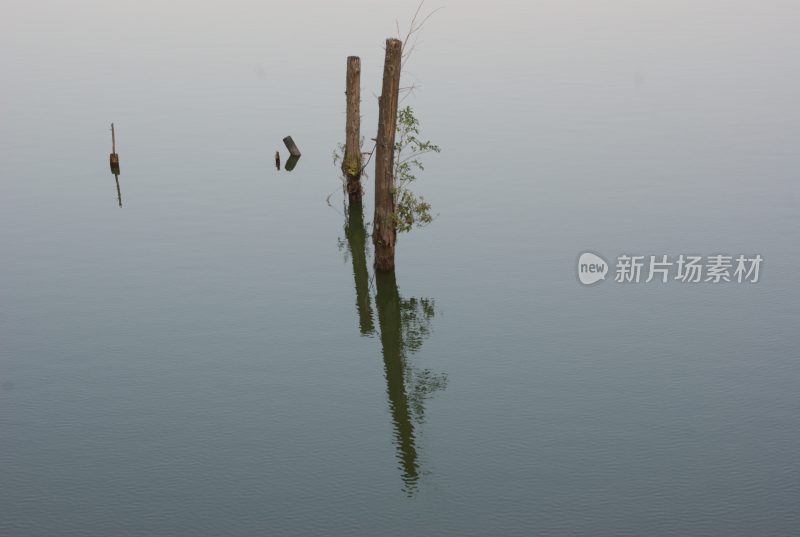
[373,38,402,271]
[343,56,363,203]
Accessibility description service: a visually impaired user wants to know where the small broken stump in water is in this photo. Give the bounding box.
[283,136,301,158]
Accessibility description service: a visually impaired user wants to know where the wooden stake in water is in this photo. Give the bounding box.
[109,123,120,174]
[373,39,402,271]
[343,56,363,203]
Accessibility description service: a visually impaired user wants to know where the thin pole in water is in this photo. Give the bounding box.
[109,123,120,173]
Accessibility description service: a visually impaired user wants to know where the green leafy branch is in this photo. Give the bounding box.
[392,106,440,233]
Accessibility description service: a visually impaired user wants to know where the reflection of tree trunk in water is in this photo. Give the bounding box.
[344,204,374,336]
[375,270,419,493]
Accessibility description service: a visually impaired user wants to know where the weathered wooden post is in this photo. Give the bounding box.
[343,56,363,203]
[109,123,121,206]
[275,151,281,170]
[373,38,403,271]
[109,123,120,174]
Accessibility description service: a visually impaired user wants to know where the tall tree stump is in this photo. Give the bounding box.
[373,38,402,271]
[343,56,363,203]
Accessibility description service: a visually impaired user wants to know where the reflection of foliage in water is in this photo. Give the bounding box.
[406,366,447,424]
[399,296,434,353]
[398,296,447,424]
[336,236,348,262]
[376,284,445,496]
[340,201,446,494]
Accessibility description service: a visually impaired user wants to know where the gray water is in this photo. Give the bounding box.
[2,1,799,535]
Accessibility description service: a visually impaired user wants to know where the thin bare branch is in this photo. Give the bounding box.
[394,0,443,100]
[358,142,377,176]
[396,0,443,63]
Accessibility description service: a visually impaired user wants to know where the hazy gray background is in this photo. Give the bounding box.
[2,1,799,535]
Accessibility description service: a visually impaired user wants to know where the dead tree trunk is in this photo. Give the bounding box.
[373,38,402,271]
[343,56,363,203]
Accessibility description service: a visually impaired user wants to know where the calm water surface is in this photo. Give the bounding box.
[2,1,799,535]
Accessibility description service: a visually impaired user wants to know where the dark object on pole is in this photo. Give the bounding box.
[283,136,301,158]
[372,38,402,271]
[343,56,363,203]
